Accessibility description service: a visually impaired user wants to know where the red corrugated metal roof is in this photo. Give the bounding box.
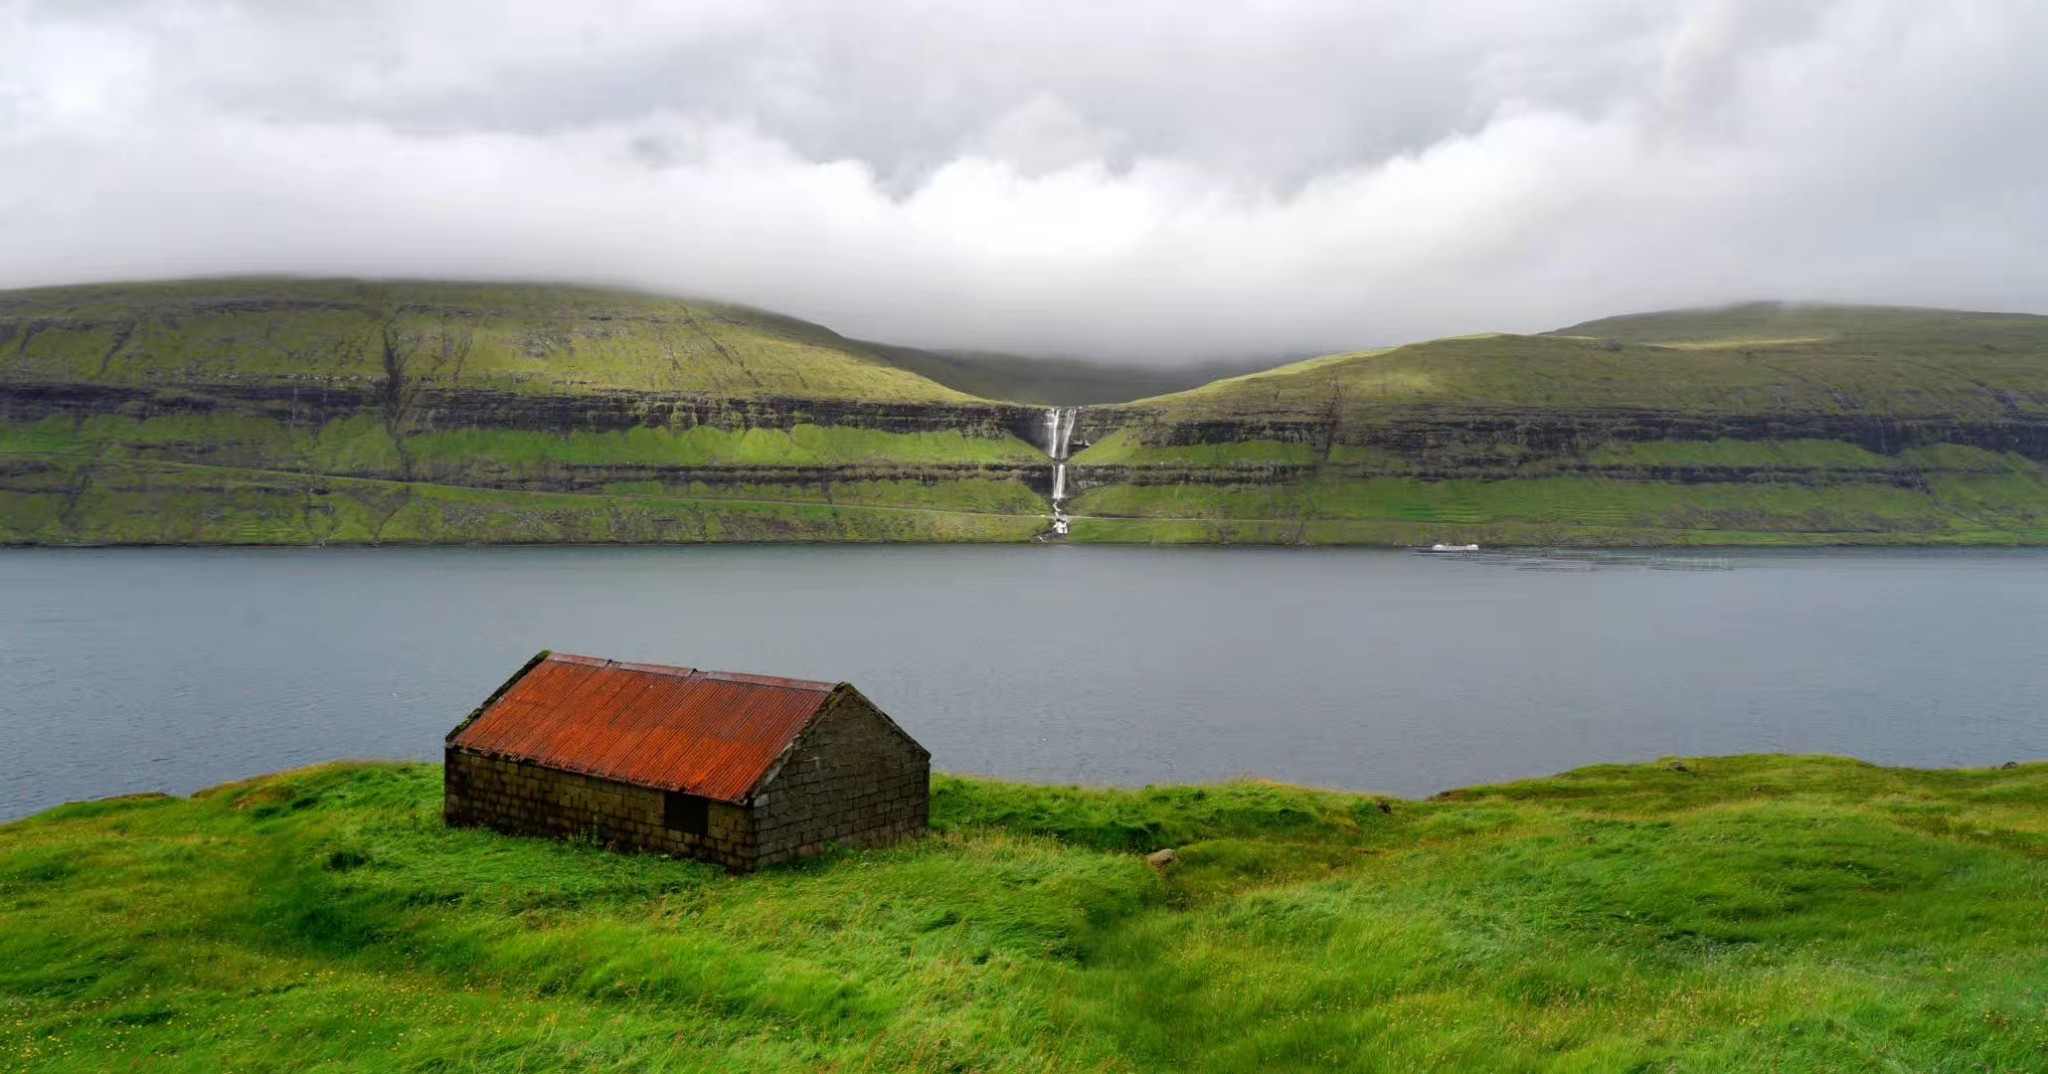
[449,653,840,803]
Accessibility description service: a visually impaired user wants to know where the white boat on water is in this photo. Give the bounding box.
[1414,542,1480,553]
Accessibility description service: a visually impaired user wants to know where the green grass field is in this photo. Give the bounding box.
[4,756,2046,1071]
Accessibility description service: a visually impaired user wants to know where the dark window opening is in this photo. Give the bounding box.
[664,791,710,836]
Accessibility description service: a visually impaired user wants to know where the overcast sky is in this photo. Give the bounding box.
[3,1,2044,362]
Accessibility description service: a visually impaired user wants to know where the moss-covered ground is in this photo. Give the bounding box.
[4,756,2045,1071]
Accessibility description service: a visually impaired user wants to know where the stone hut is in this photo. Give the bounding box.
[443,652,930,872]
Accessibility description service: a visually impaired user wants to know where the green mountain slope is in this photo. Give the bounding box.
[1127,304,2048,421]
[6,284,2048,547]
[1,278,975,401]
[0,279,1059,545]
[1556,300,2048,348]
[1063,305,2048,545]
[5,756,2046,1070]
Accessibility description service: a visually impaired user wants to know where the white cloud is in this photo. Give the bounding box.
[2,0,2045,361]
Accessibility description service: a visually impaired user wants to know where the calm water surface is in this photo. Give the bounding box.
[4,546,2046,820]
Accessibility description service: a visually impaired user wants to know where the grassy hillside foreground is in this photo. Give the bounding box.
[4,757,2046,1071]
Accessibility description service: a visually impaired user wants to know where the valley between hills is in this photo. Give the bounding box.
[4,278,2047,547]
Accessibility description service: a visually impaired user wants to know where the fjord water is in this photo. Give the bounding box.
[4,546,2046,821]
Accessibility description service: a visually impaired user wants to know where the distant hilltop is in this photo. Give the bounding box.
[3,279,2045,547]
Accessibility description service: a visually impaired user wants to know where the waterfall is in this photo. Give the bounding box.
[1043,406,1079,534]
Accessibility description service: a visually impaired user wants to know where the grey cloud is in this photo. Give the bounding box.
[2,0,2045,362]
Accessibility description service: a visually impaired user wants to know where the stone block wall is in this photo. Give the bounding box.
[444,748,758,872]
[752,692,930,867]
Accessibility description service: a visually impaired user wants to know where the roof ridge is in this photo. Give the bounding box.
[546,652,835,692]
[697,669,839,692]
[610,659,700,679]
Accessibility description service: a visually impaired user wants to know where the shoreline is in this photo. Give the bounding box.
[9,531,2048,550]
[13,751,2043,829]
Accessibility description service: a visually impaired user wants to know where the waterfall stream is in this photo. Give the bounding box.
[1043,406,1079,535]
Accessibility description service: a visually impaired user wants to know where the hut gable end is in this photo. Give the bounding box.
[751,689,933,868]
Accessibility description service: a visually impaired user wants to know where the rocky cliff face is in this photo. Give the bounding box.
[0,372,1066,546]
[9,369,2048,546]
[0,378,1051,442]
[1053,397,2048,546]
[1101,406,2048,461]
